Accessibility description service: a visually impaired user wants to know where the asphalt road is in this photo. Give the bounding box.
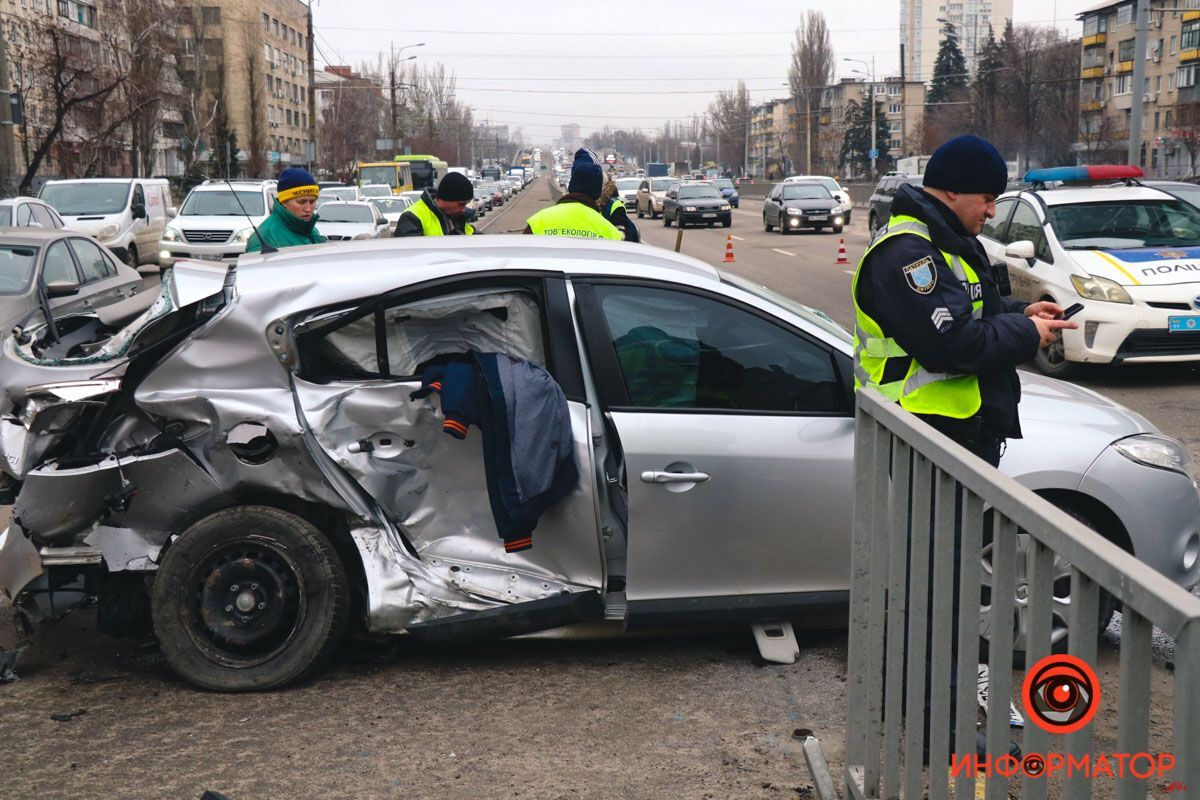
[0,178,1190,799]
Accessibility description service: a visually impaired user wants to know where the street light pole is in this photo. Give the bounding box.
[844,57,877,178]
[388,43,424,157]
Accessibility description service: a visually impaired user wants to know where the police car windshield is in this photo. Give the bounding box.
[1047,200,1200,249]
[782,185,832,200]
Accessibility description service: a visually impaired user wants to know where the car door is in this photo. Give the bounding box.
[637,180,650,214]
[573,279,855,614]
[765,187,781,225]
[41,239,91,315]
[69,237,138,308]
[999,200,1053,303]
[290,273,604,602]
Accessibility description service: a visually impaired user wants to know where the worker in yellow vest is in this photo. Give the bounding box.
[393,172,475,237]
[524,162,621,240]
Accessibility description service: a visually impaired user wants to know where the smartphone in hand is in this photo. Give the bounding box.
[1059,303,1084,320]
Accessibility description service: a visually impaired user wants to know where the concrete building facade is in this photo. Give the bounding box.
[1077,0,1200,177]
[902,0,1014,81]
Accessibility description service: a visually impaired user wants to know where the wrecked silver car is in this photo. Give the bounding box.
[2,237,1198,691]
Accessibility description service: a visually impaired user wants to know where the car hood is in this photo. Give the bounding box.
[781,198,838,210]
[677,197,727,208]
[1017,370,1154,436]
[61,216,120,236]
[1067,247,1200,287]
[171,215,265,231]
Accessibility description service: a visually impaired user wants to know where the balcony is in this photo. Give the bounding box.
[1081,66,1105,79]
[1083,33,1107,47]
[1115,60,1133,73]
[1184,10,1200,21]
[1182,48,1200,63]
[1081,100,1104,112]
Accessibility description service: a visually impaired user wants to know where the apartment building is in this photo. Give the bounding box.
[179,0,315,175]
[1077,0,1200,176]
[818,78,927,172]
[901,0,1014,81]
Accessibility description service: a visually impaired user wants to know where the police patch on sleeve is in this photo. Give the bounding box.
[902,256,937,294]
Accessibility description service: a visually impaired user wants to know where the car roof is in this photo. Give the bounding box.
[0,197,49,206]
[1005,185,1175,206]
[192,181,274,191]
[0,228,74,243]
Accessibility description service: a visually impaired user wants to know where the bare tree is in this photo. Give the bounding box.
[119,0,179,176]
[176,0,221,179]
[788,10,834,174]
[318,65,383,177]
[239,19,267,177]
[706,81,750,174]
[1172,101,1200,176]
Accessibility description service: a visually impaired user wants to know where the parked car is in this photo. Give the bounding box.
[635,177,678,219]
[614,178,641,209]
[868,173,923,235]
[368,197,415,231]
[358,184,394,199]
[0,197,66,230]
[1,237,1196,691]
[39,178,175,269]
[762,182,843,234]
[662,182,732,228]
[979,169,1200,377]
[0,228,142,337]
[782,176,850,223]
[314,201,390,240]
[158,180,277,268]
[712,178,739,209]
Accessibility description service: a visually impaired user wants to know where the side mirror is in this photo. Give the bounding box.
[1005,240,1037,266]
[45,279,80,298]
[131,203,146,220]
[166,207,177,219]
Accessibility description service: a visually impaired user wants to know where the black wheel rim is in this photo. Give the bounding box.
[183,536,306,668]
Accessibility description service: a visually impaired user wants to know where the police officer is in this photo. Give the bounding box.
[852,135,1076,764]
[393,172,476,237]
[600,174,640,243]
[853,134,1075,465]
[523,160,621,240]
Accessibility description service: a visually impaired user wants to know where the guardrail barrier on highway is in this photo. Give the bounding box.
[844,387,1200,800]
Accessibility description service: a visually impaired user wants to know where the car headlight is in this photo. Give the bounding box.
[720,204,731,211]
[684,206,698,212]
[786,207,803,214]
[1070,274,1132,304]
[99,223,119,240]
[1114,434,1196,477]
[233,227,255,243]
[162,227,180,242]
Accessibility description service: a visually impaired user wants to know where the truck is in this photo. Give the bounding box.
[895,155,932,176]
[646,162,669,178]
[507,166,526,184]
[671,161,690,178]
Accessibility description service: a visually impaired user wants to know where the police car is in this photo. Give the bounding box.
[979,165,1200,377]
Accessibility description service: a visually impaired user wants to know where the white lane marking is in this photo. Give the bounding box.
[731,235,745,241]
[771,248,797,257]
[842,269,855,275]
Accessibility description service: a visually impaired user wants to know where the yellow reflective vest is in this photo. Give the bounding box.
[527,202,622,239]
[851,214,984,419]
[410,197,474,236]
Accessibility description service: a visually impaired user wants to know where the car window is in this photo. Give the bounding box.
[133,184,145,208]
[1007,201,1051,261]
[592,284,845,413]
[0,245,38,294]
[30,203,60,229]
[69,238,116,282]
[43,240,78,285]
[15,202,33,226]
[309,287,546,380]
[982,198,1016,241]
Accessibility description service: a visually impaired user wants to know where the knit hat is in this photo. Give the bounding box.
[437,172,474,202]
[572,148,599,168]
[922,135,1008,196]
[277,168,319,202]
[568,163,604,200]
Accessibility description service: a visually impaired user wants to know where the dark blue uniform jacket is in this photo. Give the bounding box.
[855,184,1039,439]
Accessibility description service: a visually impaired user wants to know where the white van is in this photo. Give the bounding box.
[38,178,174,270]
[157,180,277,268]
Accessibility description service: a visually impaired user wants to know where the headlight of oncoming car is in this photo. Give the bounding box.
[1113,434,1196,478]
[162,227,180,242]
[684,206,697,212]
[720,204,731,211]
[233,227,255,243]
[786,207,803,214]
[1070,274,1132,304]
[99,223,119,241]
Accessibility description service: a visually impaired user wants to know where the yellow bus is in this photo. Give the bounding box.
[391,155,448,192]
[355,161,414,195]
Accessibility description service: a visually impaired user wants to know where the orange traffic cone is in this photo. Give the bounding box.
[723,234,736,263]
[836,238,850,265]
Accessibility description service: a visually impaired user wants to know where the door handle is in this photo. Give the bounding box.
[640,470,710,484]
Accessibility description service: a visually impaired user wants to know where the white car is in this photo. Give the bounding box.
[979,166,1200,377]
[783,175,852,223]
[319,186,361,204]
[359,184,394,199]
[614,178,641,209]
[0,197,65,230]
[316,201,390,240]
[158,180,276,267]
[368,196,415,231]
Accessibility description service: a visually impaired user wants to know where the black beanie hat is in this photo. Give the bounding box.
[437,172,474,202]
[568,163,604,200]
[922,135,1008,196]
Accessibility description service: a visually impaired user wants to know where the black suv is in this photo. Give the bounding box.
[662,182,732,228]
[868,174,923,235]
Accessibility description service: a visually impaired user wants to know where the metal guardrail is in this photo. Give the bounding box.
[845,387,1200,800]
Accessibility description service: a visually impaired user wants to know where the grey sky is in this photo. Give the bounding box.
[311,0,1097,144]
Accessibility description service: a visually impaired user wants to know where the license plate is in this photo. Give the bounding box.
[1168,315,1200,332]
[191,253,224,262]
[702,213,717,218]
[809,215,828,221]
